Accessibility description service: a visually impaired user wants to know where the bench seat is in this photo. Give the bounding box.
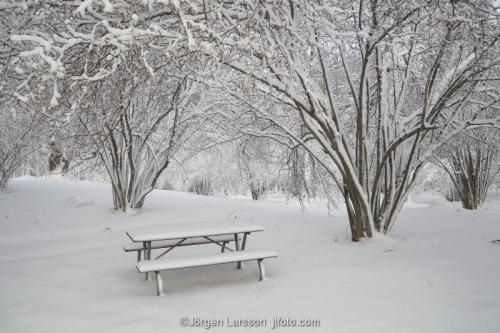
[137,249,277,272]
[136,249,278,295]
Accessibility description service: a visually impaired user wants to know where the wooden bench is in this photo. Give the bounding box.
[123,235,236,262]
[136,249,278,296]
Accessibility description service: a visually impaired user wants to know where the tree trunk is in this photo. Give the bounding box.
[343,183,374,241]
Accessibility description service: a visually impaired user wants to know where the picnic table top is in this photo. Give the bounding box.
[126,222,265,242]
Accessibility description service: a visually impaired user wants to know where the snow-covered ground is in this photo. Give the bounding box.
[1,178,499,333]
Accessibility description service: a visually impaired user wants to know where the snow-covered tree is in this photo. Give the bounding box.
[8,0,500,237]
[0,3,50,188]
[0,106,44,189]
[74,56,206,210]
[7,1,213,210]
[182,0,500,239]
[436,130,500,209]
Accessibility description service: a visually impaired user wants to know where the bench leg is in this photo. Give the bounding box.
[155,271,164,296]
[137,250,141,262]
[257,259,267,281]
[221,241,226,253]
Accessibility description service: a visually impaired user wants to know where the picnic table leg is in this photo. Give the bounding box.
[234,233,240,269]
[257,259,267,281]
[155,271,164,296]
[145,241,152,281]
[142,241,147,280]
[221,241,227,253]
[137,250,141,262]
[237,232,249,269]
[141,242,147,265]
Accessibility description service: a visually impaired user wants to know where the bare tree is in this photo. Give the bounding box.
[8,1,210,210]
[186,0,500,240]
[0,3,49,188]
[74,57,204,210]
[436,131,500,209]
[237,136,281,200]
[8,0,500,237]
[0,108,44,189]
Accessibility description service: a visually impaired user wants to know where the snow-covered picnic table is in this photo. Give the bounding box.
[126,222,264,243]
[125,222,277,295]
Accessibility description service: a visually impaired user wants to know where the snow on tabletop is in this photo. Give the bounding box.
[126,222,265,242]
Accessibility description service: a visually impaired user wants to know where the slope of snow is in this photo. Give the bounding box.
[0,178,499,333]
